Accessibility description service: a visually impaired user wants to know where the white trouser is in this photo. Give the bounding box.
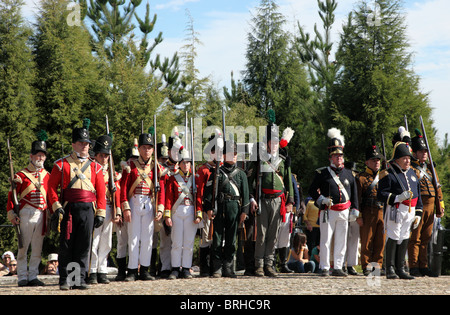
[17,205,45,282]
[276,212,291,249]
[385,204,415,243]
[345,220,360,266]
[171,205,198,268]
[159,227,172,271]
[116,221,128,259]
[319,209,349,270]
[128,195,154,269]
[90,204,113,273]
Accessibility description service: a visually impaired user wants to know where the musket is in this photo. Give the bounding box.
[105,115,117,219]
[419,116,444,217]
[253,142,262,242]
[7,138,23,249]
[190,117,197,221]
[154,115,160,218]
[404,115,409,132]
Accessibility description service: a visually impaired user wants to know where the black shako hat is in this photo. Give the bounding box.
[31,130,48,155]
[72,118,92,144]
[411,128,427,152]
[365,138,383,161]
[139,127,154,147]
[93,134,112,155]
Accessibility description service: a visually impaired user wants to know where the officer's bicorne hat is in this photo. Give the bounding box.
[72,118,92,144]
[327,128,345,156]
[391,141,414,161]
[157,134,169,159]
[392,126,411,147]
[139,127,154,147]
[93,134,112,155]
[365,138,383,161]
[411,128,427,152]
[31,130,48,155]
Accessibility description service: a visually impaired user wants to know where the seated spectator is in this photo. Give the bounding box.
[287,232,315,273]
[310,245,320,273]
[41,253,59,275]
[304,199,320,251]
[5,260,17,276]
[0,251,15,276]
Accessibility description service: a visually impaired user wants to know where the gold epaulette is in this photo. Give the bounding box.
[379,169,389,180]
[315,167,327,174]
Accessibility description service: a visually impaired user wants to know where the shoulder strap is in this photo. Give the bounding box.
[327,167,350,201]
[67,158,93,190]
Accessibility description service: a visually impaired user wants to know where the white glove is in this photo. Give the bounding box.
[317,195,333,209]
[412,216,421,229]
[348,208,360,222]
[394,191,412,203]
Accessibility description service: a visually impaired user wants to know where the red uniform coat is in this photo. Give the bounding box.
[101,165,122,217]
[7,164,50,212]
[120,157,165,213]
[164,170,202,219]
[195,162,216,213]
[47,152,106,217]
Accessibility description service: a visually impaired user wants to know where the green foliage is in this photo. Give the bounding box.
[0,0,38,253]
[331,0,432,165]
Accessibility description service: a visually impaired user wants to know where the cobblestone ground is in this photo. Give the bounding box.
[1,272,449,295]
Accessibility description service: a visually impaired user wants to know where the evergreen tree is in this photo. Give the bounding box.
[0,0,38,252]
[242,0,290,115]
[33,0,104,163]
[242,0,319,183]
[331,0,433,164]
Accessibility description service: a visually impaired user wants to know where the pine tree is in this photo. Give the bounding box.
[0,0,38,252]
[33,0,105,163]
[242,0,290,115]
[331,0,433,163]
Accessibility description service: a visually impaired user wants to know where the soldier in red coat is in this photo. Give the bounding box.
[164,148,202,279]
[120,130,165,281]
[7,131,50,287]
[47,119,106,290]
[88,135,122,285]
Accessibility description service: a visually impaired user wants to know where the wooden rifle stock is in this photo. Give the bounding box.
[7,138,23,249]
[419,116,444,217]
[208,160,220,241]
[106,115,117,219]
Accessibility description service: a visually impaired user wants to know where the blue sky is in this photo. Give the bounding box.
[22,0,450,145]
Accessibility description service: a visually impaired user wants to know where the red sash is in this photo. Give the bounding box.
[329,200,351,211]
[263,189,287,222]
[398,197,418,207]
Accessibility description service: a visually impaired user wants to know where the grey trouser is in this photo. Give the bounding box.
[255,197,282,268]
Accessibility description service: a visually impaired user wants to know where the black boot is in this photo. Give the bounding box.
[396,239,414,280]
[279,248,294,273]
[115,257,127,281]
[125,269,138,282]
[385,238,399,279]
[97,273,110,284]
[87,272,98,285]
[199,247,211,277]
[222,259,237,278]
[150,248,158,278]
[139,265,155,281]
